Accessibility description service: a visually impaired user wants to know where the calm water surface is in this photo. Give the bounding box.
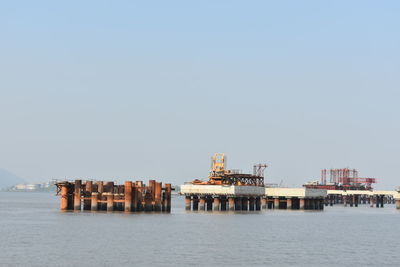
[0,192,399,267]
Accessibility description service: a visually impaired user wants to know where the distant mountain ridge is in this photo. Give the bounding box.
[0,168,25,189]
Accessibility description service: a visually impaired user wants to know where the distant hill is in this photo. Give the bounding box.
[0,168,25,189]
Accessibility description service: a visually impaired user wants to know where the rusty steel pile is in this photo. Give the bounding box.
[55,180,172,212]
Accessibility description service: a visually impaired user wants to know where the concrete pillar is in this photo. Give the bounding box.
[274,198,280,209]
[261,198,267,209]
[124,181,132,212]
[91,192,98,211]
[83,181,92,210]
[287,198,292,210]
[185,196,191,211]
[74,180,82,211]
[192,196,199,211]
[255,197,261,211]
[206,197,213,211]
[60,184,69,211]
[249,197,255,211]
[220,197,227,211]
[106,193,114,211]
[228,197,235,211]
[396,200,400,209]
[199,197,206,211]
[242,197,248,211]
[299,198,305,210]
[213,197,220,211]
[308,199,314,210]
[235,197,242,211]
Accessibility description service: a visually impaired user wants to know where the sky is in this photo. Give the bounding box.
[0,1,399,189]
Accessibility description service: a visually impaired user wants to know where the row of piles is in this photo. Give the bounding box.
[325,194,396,208]
[185,196,324,211]
[58,180,171,212]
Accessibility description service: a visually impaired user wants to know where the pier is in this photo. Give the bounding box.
[180,153,326,212]
[325,190,397,208]
[56,180,172,212]
[180,184,265,211]
[265,188,326,210]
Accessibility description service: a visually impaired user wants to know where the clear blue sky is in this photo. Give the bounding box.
[1,1,399,188]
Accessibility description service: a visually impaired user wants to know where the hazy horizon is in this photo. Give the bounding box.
[1,1,399,189]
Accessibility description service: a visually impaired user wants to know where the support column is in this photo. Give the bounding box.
[124,181,132,212]
[136,181,143,211]
[261,198,267,209]
[192,196,199,211]
[60,184,68,211]
[149,180,156,203]
[91,192,98,211]
[132,184,138,212]
[106,193,114,212]
[74,180,82,211]
[213,197,220,211]
[255,197,261,211]
[228,197,235,211]
[165,183,171,212]
[249,197,255,211]
[97,181,104,211]
[185,196,191,211]
[199,197,206,211]
[287,198,292,210]
[235,197,242,211]
[144,190,153,211]
[299,198,305,210]
[274,198,280,209]
[206,197,213,211]
[242,197,248,211]
[83,181,92,210]
[220,197,227,211]
[154,182,162,211]
[310,199,315,210]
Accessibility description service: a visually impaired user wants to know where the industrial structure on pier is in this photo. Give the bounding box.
[303,168,400,209]
[55,180,172,212]
[305,168,377,190]
[180,153,326,211]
